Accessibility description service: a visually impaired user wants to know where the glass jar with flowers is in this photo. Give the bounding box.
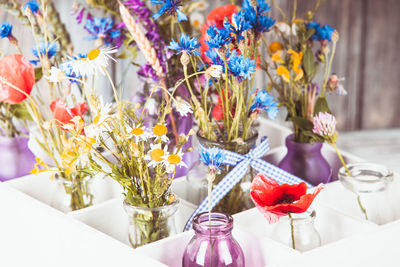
[250,173,323,252]
[166,0,279,215]
[261,0,347,185]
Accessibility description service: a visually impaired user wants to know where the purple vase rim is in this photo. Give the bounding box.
[285,134,323,150]
[193,212,233,236]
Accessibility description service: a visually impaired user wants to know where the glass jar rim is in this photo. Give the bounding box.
[338,163,394,183]
[123,198,180,212]
[287,209,317,225]
[196,128,259,146]
[193,212,233,233]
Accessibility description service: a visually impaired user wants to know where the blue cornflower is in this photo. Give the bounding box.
[0,23,13,38]
[223,11,252,42]
[24,0,40,14]
[306,22,336,41]
[200,147,226,171]
[168,33,200,56]
[152,0,187,22]
[60,61,82,83]
[242,0,271,15]
[242,2,275,33]
[84,17,121,45]
[250,90,279,119]
[227,50,256,81]
[30,41,58,65]
[205,49,224,67]
[205,25,232,49]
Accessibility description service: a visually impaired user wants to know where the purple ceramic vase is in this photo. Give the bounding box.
[182,212,245,267]
[0,135,36,181]
[278,134,332,185]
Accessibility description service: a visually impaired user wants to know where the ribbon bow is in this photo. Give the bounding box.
[183,137,310,231]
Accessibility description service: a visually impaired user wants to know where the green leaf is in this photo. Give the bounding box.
[306,28,316,41]
[290,116,314,131]
[314,97,331,115]
[303,47,317,80]
[9,103,32,120]
[34,67,43,82]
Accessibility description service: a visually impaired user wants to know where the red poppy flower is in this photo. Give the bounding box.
[200,5,237,63]
[0,54,35,104]
[50,98,88,130]
[250,173,323,223]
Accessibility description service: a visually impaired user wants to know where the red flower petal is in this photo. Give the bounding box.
[50,98,88,130]
[0,54,34,104]
[250,173,323,224]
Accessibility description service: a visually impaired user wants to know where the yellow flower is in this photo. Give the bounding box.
[277,66,290,83]
[30,158,49,175]
[144,143,169,168]
[271,51,284,64]
[165,150,187,173]
[269,41,283,54]
[152,124,169,142]
[287,49,304,81]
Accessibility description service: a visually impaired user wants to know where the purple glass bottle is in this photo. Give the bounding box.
[182,212,245,267]
[0,135,36,181]
[278,134,332,186]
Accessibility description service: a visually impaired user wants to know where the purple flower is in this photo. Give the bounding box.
[312,112,337,142]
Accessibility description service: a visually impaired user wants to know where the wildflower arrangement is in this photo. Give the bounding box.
[169,0,279,143]
[262,0,345,144]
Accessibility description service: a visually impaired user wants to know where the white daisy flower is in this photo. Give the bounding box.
[46,66,66,83]
[152,123,169,142]
[70,47,117,77]
[165,150,187,173]
[174,97,193,117]
[190,12,204,28]
[126,124,151,142]
[144,143,169,168]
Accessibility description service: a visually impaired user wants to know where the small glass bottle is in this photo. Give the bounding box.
[272,210,321,252]
[338,163,394,224]
[182,212,245,267]
[123,199,179,248]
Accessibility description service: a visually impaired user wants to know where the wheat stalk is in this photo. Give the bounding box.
[119,3,164,78]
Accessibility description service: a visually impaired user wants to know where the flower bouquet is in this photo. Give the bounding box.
[166,0,279,214]
[0,1,98,210]
[261,0,346,185]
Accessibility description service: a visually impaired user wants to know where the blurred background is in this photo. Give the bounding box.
[1,0,399,170]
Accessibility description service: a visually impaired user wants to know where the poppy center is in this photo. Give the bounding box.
[278,194,296,204]
[167,154,181,165]
[131,128,144,135]
[88,48,100,60]
[150,148,164,161]
[153,124,167,136]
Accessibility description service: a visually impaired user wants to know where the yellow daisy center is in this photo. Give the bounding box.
[167,154,181,165]
[88,48,100,60]
[193,20,200,27]
[150,148,164,162]
[131,128,144,136]
[153,124,167,136]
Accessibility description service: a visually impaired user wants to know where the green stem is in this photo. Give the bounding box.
[288,213,296,250]
[357,195,369,220]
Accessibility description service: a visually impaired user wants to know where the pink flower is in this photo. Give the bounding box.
[312,112,337,140]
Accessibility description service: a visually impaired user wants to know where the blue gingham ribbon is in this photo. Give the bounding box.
[183,136,311,231]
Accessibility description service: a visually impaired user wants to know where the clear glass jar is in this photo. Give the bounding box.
[123,199,179,248]
[272,210,321,252]
[51,173,94,212]
[182,212,245,267]
[338,163,394,224]
[186,130,258,215]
